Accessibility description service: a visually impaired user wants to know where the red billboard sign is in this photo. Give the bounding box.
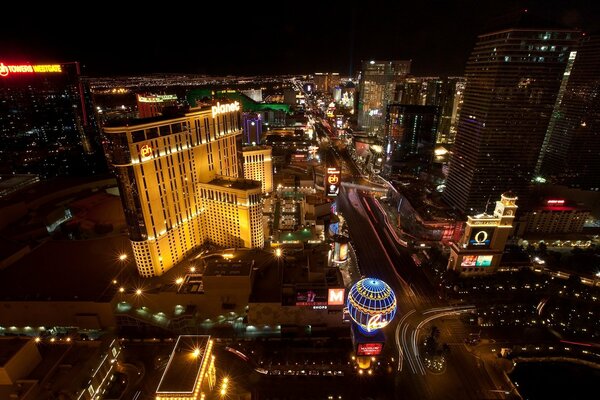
[357,343,383,356]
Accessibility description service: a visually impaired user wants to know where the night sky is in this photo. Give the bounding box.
[1,1,599,77]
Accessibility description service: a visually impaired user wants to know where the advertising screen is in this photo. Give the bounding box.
[334,241,348,263]
[357,343,383,356]
[467,227,495,249]
[475,255,493,267]
[296,289,327,306]
[325,167,341,197]
[461,255,477,267]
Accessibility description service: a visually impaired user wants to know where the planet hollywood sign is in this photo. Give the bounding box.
[211,101,240,118]
[0,62,62,77]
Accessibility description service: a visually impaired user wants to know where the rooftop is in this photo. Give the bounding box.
[0,234,133,302]
[204,177,262,191]
[156,335,211,394]
[0,337,29,366]
[0,175,114,208]
[0,174,39,198]
[204,258,253,277]
[242,145,272,152]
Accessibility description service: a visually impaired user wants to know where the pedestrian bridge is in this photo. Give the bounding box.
[341,181,388,193]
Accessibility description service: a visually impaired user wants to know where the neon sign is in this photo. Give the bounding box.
[473,230,488,244]
[357,343,383,356]
[328,288,345,305]
[140,145,153,158]
[325,167,341,197]
[468,227,494,249]
[0,63,62,77]
[211,101,240,118]
[366,314,389,332]
[138,94,177,103]
[547,199,565,205]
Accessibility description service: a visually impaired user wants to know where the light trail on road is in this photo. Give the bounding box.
[395,309,416,372]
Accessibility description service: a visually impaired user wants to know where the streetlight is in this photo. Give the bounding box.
[275,248,282,258]
[118,253,128,262]
[220,376,229,397]
[135,289,142,295]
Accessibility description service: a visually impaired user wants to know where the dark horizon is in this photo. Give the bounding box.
[1,1,599,78]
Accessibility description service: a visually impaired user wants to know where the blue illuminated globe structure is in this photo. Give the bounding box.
[347,278,397,334]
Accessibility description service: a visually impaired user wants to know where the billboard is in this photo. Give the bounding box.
[296,289,327,306]
[461,255,493,267]
[334,241,348,263]
[327,288,345,306]
[467,227,495,249]
[325,167,341,197]
[357,343,383,357]
[461,255,477,267]
[475,255,493,267]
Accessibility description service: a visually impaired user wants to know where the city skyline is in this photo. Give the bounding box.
[1,1,599,77]
[1,3,599,399]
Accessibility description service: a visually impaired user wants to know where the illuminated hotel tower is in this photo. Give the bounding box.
[447,192,517,275]
[104,101,264,277]
[199,176,263,249]
[242,146,273,194]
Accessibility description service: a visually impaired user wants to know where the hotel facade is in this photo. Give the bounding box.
[242,145,273,194]
[103,102,264,277]
[447,192,517,275]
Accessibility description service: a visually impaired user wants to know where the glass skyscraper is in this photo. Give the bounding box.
[536,35,600,190]
[443,28,580,213]
[357,60,411,137]
[0,61,103,178]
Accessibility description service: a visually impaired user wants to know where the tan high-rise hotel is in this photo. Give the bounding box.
[104,102,265,277]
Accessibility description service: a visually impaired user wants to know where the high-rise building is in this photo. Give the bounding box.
[136,93,178,118]
[536,35,600,190]
[242,145,273,193]
[446,79,466,145]
[394,76,466,144]
[103,102,264,277]
[358,60,411,136]
[313,72,341,93]
[384,104,439,176]
[443,28,580,213]
[242,112,263,144]
[0,61,103,178]
[515,198,590,236]
[199,176,264,249]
